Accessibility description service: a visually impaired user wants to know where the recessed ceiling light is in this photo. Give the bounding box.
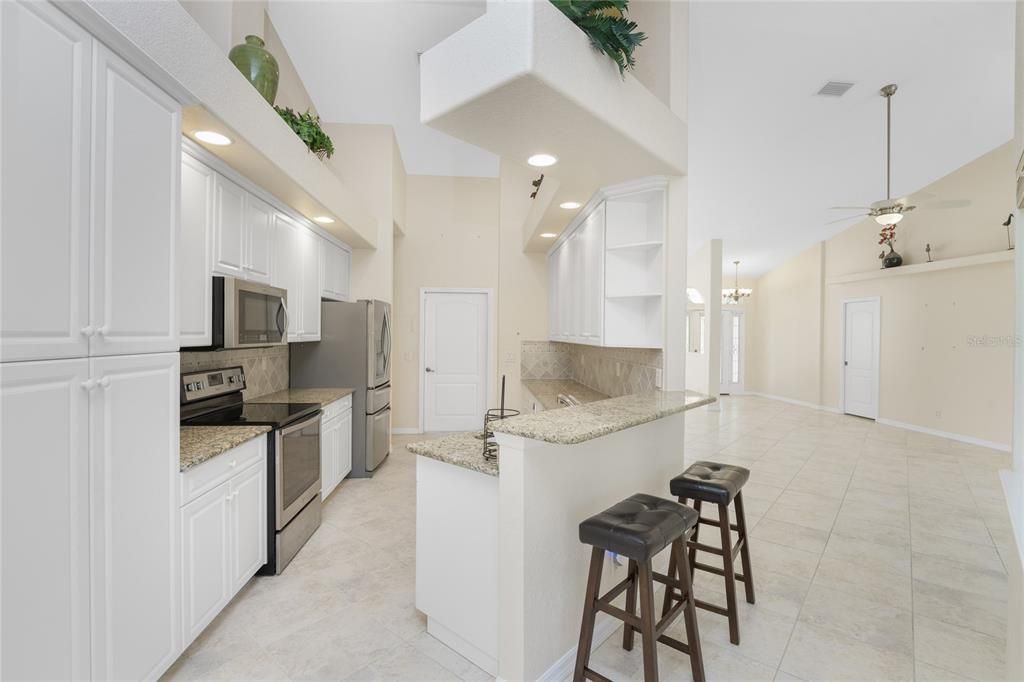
[559,201,581,210]
[313,216,335,224]
[540,232,558,239]
[193,130,232,146]
[527,153,558,168]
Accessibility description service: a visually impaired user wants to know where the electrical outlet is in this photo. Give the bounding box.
[655,369,663,388]
[615,362,621,377]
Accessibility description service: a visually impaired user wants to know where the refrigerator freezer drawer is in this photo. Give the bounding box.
[365,407,390,472]
[367,384,391,414]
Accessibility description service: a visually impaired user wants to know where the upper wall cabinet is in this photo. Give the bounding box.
[548,180,666,349]
[321,239,353,302]
[180,154,215,347]
[1,1,180,362]
[212,176,272,284]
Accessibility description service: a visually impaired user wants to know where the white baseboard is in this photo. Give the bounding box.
[876,418,1011,453]
[391,427,423,435]
[538,612,621,682]
[427,617,497,677]
[745,391,841,414]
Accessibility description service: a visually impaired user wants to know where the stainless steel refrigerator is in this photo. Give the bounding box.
[290,300,391,477]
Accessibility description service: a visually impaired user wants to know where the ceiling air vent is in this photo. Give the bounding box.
[816,81,855,97]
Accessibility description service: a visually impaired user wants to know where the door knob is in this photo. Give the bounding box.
[425,367,434,373]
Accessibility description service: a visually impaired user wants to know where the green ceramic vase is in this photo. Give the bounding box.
[229,35,279,106]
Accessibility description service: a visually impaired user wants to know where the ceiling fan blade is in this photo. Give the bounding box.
[825,213,868,225]
[830,206,873,211]
[919,199,971,210]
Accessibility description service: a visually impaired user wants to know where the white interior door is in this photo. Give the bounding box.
[423,291,489,432]
[720,310,744,394]
[843,299,880,419]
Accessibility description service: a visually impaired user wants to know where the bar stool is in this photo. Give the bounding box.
[662,461,755,645]
[574,493,705,682]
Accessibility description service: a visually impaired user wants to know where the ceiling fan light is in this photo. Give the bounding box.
[875,212,903,226]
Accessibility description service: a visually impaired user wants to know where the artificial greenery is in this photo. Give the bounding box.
[550,0,646,76]
[274,106,335,160]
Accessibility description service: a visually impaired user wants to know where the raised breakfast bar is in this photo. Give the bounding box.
[409,390,714,680]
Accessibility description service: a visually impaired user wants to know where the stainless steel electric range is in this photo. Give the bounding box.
[180,366,322,574]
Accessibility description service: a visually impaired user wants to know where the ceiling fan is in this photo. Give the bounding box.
[829,84,970,226]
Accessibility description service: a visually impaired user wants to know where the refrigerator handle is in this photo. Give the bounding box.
[382,309,392,376]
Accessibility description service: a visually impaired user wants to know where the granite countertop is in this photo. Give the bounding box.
[408,432,499,477]
[247,387,353,406]
[180,425,271,472]
[491,390,716,446]
[522,379,609,410]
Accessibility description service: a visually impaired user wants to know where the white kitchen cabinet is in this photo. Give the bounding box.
[244,194,274,284]
[0,0,92,362]
[212,175,247,278]
[300,228,322,341]
[180,480,231,646]
[320,396,353,499]
[180,438,267,647]
[547,181,665,348]
[273,212,305,341]
[321,238,352,302]
[180,153,215,347]
[0,358,91,681]
[89,44,180,358]
[89,352,181,682]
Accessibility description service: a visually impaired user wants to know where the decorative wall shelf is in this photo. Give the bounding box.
[826,250,1014,285]
[63,0,377,249]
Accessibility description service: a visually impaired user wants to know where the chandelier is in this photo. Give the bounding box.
[722,260,752,304]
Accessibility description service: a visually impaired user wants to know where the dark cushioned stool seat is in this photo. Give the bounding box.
[670,461,750,505]
[579,493,698,562]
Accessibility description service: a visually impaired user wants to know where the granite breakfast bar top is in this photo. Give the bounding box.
[180,425,271,472]
[491,390,715,445]
[408,432,498,476]
[246,387,354,406]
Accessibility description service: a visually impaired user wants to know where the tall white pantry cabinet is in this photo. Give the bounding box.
[0,2,182,680]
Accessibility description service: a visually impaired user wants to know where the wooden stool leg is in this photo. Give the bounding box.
[734,492,755,605]
[573,548,605,682]
[637,559,660,682]
[623,559,639,651]
[688,499,703,581]
[661,499,685,618]
[674,538,705,682]
[718,502,740,645]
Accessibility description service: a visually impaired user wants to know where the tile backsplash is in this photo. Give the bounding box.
[521,341,662,397]
[181,346,289,401]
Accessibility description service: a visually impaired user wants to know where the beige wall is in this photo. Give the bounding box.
[391,163,548,431]
[749,143,1016,447]
[748,242,825,406]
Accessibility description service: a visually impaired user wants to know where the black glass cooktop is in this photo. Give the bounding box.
[182,402,320,429]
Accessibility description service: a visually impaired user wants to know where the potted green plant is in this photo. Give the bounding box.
[549,0,646,76]
[274,106,335,160]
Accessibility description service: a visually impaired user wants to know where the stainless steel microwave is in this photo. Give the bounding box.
[211,276,289,349]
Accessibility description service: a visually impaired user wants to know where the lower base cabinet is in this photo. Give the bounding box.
[180,437,267,647]
[320,396,353,500]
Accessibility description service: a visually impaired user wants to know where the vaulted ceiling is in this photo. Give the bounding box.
[688,0,1015,276]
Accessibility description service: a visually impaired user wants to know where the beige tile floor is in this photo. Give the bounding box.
[165,396,1014,681]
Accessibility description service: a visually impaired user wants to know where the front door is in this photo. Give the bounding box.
[843,299,880,419]
[720,310,744,395]
[423,291,489,432]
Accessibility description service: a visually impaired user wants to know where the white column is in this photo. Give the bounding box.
[705,239,723,408]
[663,177,688,391]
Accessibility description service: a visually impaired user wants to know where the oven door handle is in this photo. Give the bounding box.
[279,410,322,437]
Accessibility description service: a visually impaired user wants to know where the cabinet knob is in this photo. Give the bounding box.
[81,379,98,391]
[98,377,111,389]
[425,367,434,373]
[95,325,110,336]
[80,325,95,337]
[229,460,238,468]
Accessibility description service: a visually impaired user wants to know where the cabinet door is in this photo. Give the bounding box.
[273,213,304,340]
[179,154,214,347]
[180,480,231,647]
[212,175,246,278]
[230,459,267,591]
[0,359,91,681]
[557,242,572,340]
[581,205,605,343]
[301,230,322,341]
[90,44,180,357]
[89,352,180,681]
[1,1,92,362]
[338,408,353,481]
[320,240,349,301]
[244,194,273,284]
[320,415,340,499]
